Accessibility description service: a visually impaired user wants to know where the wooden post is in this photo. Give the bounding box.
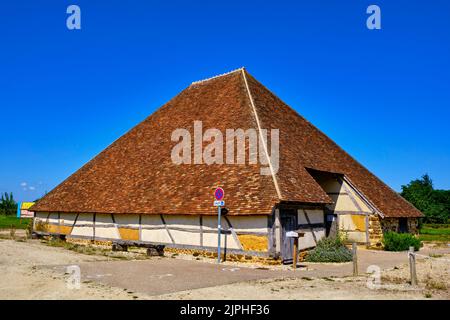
[409,246,417,286]
[352,243,358,276]
[292,237,298,269]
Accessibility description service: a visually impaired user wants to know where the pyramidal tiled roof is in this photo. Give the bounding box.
[31,69,422,217]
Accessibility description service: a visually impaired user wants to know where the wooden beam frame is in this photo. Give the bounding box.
[160,214,175,244]
[339,177,370,246]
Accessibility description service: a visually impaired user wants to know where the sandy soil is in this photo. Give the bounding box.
[0,238,448,300]
[0,239,149,300]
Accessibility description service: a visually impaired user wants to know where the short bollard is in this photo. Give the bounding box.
[409,246,417,286]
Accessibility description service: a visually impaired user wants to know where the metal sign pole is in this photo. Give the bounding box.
[217,205,221,263]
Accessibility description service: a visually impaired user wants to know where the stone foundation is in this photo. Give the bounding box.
[66,237,113,249]
[367,216,420,249]
[164,247,281,265]
[381,218,419,234]
[368,215,383,248]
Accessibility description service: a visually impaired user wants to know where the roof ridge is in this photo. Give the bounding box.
[191,67,245,85]
[240,69,283,200]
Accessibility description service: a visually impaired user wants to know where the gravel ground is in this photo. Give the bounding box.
[0,238,448,300]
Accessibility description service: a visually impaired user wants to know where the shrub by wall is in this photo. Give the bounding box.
[305,236,353,263]
[382,231,422,251]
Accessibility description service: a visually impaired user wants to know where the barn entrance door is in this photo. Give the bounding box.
[280,208,298,264]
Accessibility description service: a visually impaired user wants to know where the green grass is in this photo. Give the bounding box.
[419,224,450,242]
[420,228,450,235]
[0,215,31,229]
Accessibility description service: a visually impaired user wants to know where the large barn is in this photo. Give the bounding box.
[30,68,422,263]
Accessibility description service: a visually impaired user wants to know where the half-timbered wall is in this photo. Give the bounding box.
[308,170,376,244]
[34,212,270,255]
[297,208,326,250]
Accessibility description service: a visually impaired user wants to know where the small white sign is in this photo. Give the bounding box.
[214,200,225,207]
[286,231,298,238]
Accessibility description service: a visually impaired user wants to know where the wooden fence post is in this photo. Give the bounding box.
[292,237,298,269]
[352,243,358,276]
[409,246,417,286]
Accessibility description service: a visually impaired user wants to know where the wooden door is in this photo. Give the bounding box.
[280,209,298,264]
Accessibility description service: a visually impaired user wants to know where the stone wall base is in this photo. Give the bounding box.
[367,216,420,249]
[66,237,113,249]
[164,247,281,265]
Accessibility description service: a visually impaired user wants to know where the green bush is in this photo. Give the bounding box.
[305,236,353,263]
[382,231,422,251]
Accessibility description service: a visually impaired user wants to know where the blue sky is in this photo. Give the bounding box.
[1,1,449,202]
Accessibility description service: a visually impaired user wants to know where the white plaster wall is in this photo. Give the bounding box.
[164,215,200,231]
[140,215,172,243]
[32,212,263,251]
[59,213,76,226]
[202,232,240,249]
[34,212,48,223]
[95,214,120,239]
[47,213,59,224]
[298,209,324,224]
[319,177,372,214]
[202,216,227,231]
[330,194,359,212]
[71,213,94,237]
[226,216,268,234]
[342,181,371,212]
[169,229,201,245]
[114,214,140,228]
[297,228,326,250]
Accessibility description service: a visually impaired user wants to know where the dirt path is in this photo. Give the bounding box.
[0,239,148,299]
[0,239,448,300]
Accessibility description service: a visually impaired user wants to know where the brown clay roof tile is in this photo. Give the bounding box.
[30,69,422,218]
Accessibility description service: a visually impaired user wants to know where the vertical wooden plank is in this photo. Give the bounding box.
[93,213,96,241]
[224,216,243,250]
[365,213,370,247]
[340,177,371,246]
[275,208,281,256]
[352,243,358,276]
[160,214,175,244]
[199,215,203,247]
[111,214,121,239]
[292,238,298,269]
[138,214,142,241]
[303,209,318,244]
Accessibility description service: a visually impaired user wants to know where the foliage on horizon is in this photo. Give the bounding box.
[401,174,450,224]
[0,192,17,216]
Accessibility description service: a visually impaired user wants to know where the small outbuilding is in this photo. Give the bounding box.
[30,68,422,263]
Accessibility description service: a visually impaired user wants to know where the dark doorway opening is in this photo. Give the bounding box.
[280,208,298,264]
[398,218,408,233]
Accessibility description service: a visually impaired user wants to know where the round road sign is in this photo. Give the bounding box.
[214,187,224,201]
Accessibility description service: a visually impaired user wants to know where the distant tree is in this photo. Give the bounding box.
[0,192,18,216]
[401,174,450,224]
